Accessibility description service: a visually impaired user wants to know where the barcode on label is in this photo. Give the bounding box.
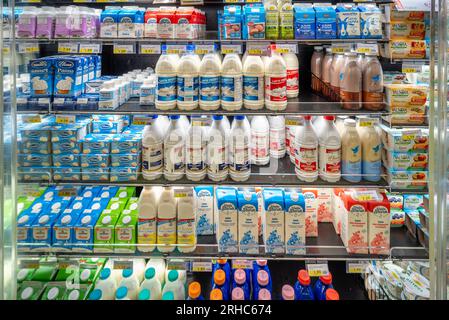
[113,260,134,270]
[306,261,329,277]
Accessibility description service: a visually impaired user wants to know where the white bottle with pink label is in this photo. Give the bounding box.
[318,116,341,182]
[265,47,287,111]
[282,53,299,98]
[295,116,318,182]
[250,116,270,165]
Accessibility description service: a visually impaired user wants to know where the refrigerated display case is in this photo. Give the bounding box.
[1,0,446,301]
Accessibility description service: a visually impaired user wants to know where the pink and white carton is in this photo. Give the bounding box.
[302,188,318,237]
[157,7,176,39]
[317,188,332,222]
[331,188,345,234]
[367,192,390,255]
[340,191,368,254]
[144,8,158,38]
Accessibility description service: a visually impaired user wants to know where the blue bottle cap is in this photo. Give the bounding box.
[213,115,223,120]
[170,115,180,120]
[122,269,133,278]
[162,291,174,300]
[99,268,111,280]
[138,289,151,300]
[116,286,128,300]
[89,289,102,300]
[145,267,156,280]
[168,270,179,282]
[235,115,245,120]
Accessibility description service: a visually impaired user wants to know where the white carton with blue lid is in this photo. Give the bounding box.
[237,188,259,254]
[118,7,144,38]
[215,187,238,253]
[284,189,306,255]
[262,188,285,254]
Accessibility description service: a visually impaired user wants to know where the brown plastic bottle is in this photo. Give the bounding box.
[340,52,362,110]
[362,54,384,111]
[311,46,324,92]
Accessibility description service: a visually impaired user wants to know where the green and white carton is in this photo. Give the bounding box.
[17,281,46,300]
[94,212,121,253]
[115,187,136,199]
[114,213,137,253]
[41,282,67,300]
[63,284,92,300]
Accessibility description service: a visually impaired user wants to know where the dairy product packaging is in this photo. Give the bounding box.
[388,21,425,40]
[294,4,315,39]
[30,58,54,97]
[17,281,46,300]
[265,3,278,40]
[336,4,360,39]
[317,188,332,222]
[195,186,214,235]
[222,5,242,39]
[381,40,427,59]
[157,7,176,39]
[215,187,238,253]
[115,212,138,253]
[144,8,158,38]
[100,7,119,38]
[242,4,265,40]
[72,209,102,253]
[385,169,428,190]
[82,134,112,154]
[17,212,39,251]
[284,190,306,255]
[382,150,428,172]
[237,189,259,254]
[359,4,382,39]
[118,8,144,38]
[279,2,294,39]
[367,192,390,255]
[384,84,428,108]
[52,209,79,252]
[31,213,60,252]
[302,188,318,237]
[262,188,285,253]
[314,4,337,39]
[339,191,368,254]
[380,125,429,153]
[175,7,206,39]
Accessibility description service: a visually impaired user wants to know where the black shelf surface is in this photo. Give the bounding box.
[18,93,388,116]
[18,224,426,261]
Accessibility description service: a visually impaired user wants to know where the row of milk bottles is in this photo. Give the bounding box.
[155,48,299,111]
[311,46,384,111]
[137,186,196,253]
[292,115,382,183]
[142,114,286,182]
[91,259,188,300]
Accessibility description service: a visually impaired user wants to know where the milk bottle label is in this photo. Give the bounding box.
[177,76,199,102]
[243,76,264,101]
[231,135,250,172]
[138,217,156,246]
[319,146,341,174]
[200,76,220,102]
[265,76,287,102]
[186,139,206,172]
[265,203,284,253]
[270,128,285,154]
[142,142,163,173]
[157,76,177,101]
[342,144,361,177]
[157,216,176,245]
[362,143,381,178]
[177,218,195,245]
[164,137,185,174]
[286,69,299,91]
[296,146,318,173]
[218,203,238,252]
[208,136,227,174]
[251,131,269,159]
[221,76,242,102]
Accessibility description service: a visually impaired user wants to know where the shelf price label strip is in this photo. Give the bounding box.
[113,260,134,270]
[275,43,298,54]
[306,260,329,277]
[18,42,39,54]
[58,42,79,54]
[56,115,76,125]
[346,261,369,274]
[167,260,188,271]
[232,259,253,269]
[195,44,216,55]
[190,261,212,272]
[355,43,379,55]
[247,42,270,55]
[221,44,242,54]
[331,43,353,54]
[79,43,102,54]
[140,44,161,55]
[165,44,188,55]
[402,62,425,74]
[113,43,136,55]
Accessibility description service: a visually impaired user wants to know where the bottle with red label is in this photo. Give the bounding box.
[282,53,299,98]
[318,115,341,182]
[295,116,318,182]
[264,45,287,111]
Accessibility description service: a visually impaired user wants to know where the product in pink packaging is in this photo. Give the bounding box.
[157,7,176,39]
[16,7,38,38]
[331,188,345,234]
[54,7,72,38]
[35,7,55,39]
[144,8,158,38]
[70,7,88,38]
[317,188,332,222]
[340,191,368,254]
[367,192,390,255]
[175,7,196,39]
[302,188,318,237]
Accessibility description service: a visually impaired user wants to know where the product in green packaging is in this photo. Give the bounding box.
[63,284,92,300]
[81,258,107,267]
[17,281,46,300]
[114,213,137,253]
[79,264,101,284]
[41,282,67,300]
[125,197,139,211]
[279,2,294,39]
[30,264,58,282]
[115,187,136,199]
[17,268,36,283]
[17,196,37,214]
[55,267,77,282]
[94,213,120,253]
[265,4,279,39]
[106,197,129,213]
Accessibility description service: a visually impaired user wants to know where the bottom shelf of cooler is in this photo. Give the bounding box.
[18,224,427,261]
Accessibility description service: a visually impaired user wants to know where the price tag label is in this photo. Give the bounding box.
[22,115,42,123]
[275,43,298,54]
[2,46,10,54]
[56,115,76,124]
[38,98,50,105]
[140,44,161,54]
[167,260,187,270]
[357,117,379,127]
[58,259,79,269]
[353,190,380,202]
[19,185,43,197]
[18,42,39,54]
[113,43,135,54]
[77,98,88,105]
[113,260,134,270]
[221,44,242,54]
[331,43,352,54]
[195,44,215,55]
[346,261,369,274]
[58,188,78,197]
[19,259,40,269]
[53,98,65,105]
[402,63,424,73]
[232,260,253,269]
[356,43,379,55]
[191,262,212,272]
[224,0,240,2]
[306,261,329,277]
[247,0,262,2]
[166,44,187,55]
[247,42,270,55]
[79,43,101,54]
[132,116,153,125]
[58,42,78,54]
[285,116,303,126]
[174,188,194,198]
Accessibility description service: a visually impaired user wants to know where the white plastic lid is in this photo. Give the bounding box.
[243,191,252,201]
[18,215,29,224]
[80,269,91,281]
[81,216,91,224]
[51,202,61,211]
[291,192,299,202]
[344,118,357,127]
[47,287,59,300]
[110,203,119,210]
[38,215,49,224]
[17,269,29,281]
[61,215,72,224]
[68,290,80,300]
[129,203,138,210]
[21,287,34,300]
[118,191,127,198]
[91,203,100,210]
[122,215,131,224]
[73,202,82,210]
[84,191,92,198]
[102,215,112,224]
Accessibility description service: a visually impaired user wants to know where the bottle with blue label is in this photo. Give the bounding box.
[313,273,333,300]
[341,118,362,183]
[231,268,251,300]
[177,46,200,111]
[187,281,204,300]
[155,52,178,110]
[199,53,221,111]
[358,121,381,182]
[243,54,264,110]
[294,269,315,300]
[212,269,230,300]
[221,53,243,111]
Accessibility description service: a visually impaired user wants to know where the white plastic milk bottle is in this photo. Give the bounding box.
[155,53,178,110]
[229,115,251,182]
[268,116,286,159]
[157,187,177,253]
[142,115,165,180]
[133,259,147,283]
[318,116,341,182]
[341,118,362,183]
[207,115,229,181]
[282,53,299,98]
[139,267,162,300]
[137,186,158,252]
[243,54,265,110]
[199,53,221,110]
[146,259,166,286]
[162,270,186,300]
[177,50,200,110]
[359,122,381,182]
[251,116,270,165]
[177,191,197,253]
[221,54,243,111]
[164,115,186,181]
[119,269,140,300]
[94,268,117,300]
[265,47,287,111]
[295,115,318,182]
[185,120,207,181]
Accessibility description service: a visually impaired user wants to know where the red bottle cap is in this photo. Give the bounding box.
[303,116,312,120]
[324,115,335,121]
[319,273,332,285]
[297,270,310,286]
[326,288,340,301]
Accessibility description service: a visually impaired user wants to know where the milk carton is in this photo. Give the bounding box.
[317,188,332,222]
[215,187,238,253]
[284,190,306,255]
[336,4,360,39]
[115,213,137,253]
[367,192,390,255]
[30,58,54,97]
[314,4,337,39]
[52,209,79,252]
[93,212,119,254]
[100,7,119,38]
[175,7,196,39]
[331,188,345,234]
[194,186,214,235]
[340,191,368,254]
[72,209,101,253]
[157,7,176,39]
[17,212,39,252]
[265,3,279,40]
[54,57,83,98]
[31,213,60,252]
[118,8,144,38]
[294,4,315,39]
[223,5,242,39]
[262,188,285,254]
[242,4,265,40]
[144,8,158,38]
[359,4,382,39]
[237,189,259,254]
[302,188,318,237]
[279,2,294,39]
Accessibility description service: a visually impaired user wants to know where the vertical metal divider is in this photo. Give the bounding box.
[0,0,4,301]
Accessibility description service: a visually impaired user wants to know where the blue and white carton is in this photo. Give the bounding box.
[195,186,214,235]
[118,8,144,38]
[336,4,361,39]
[215,187,238,253]
[315,4,337,39]
[284,190,306,255]
[237,189,259,254]
[294,4,316,39]
[17,212,39,252]
[262,188,285,254]
[223,5,242,39]
[31,213,60,252]
[72,209,102,253]
[242,4,265,40]
[30,58,54,97]
[52,209,80,252]
[358,4,382,39]
[53,57,84,98]
[100,7,119,38]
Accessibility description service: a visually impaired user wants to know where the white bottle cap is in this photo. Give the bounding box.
[47,287,59,300]
[21,287,34,300]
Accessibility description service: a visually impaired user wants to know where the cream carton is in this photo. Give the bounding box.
[262,188,285,254]
[237,189,259,254]
[284,190,306,255]
[367,192,390,255]
[215,187,238,253]
[279,2,294,39]
[17,212,39,252]
[331,188,345,234]
[302,188,318,237]
[52,209,80,252]
[359,4,382,39]
[380,125,429,153]
[93,212,120,253]
[340,191,368,254]
[194,186,214,235]
[114,213,137,253]
[317,188,332,222]
[31,213,60,252]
